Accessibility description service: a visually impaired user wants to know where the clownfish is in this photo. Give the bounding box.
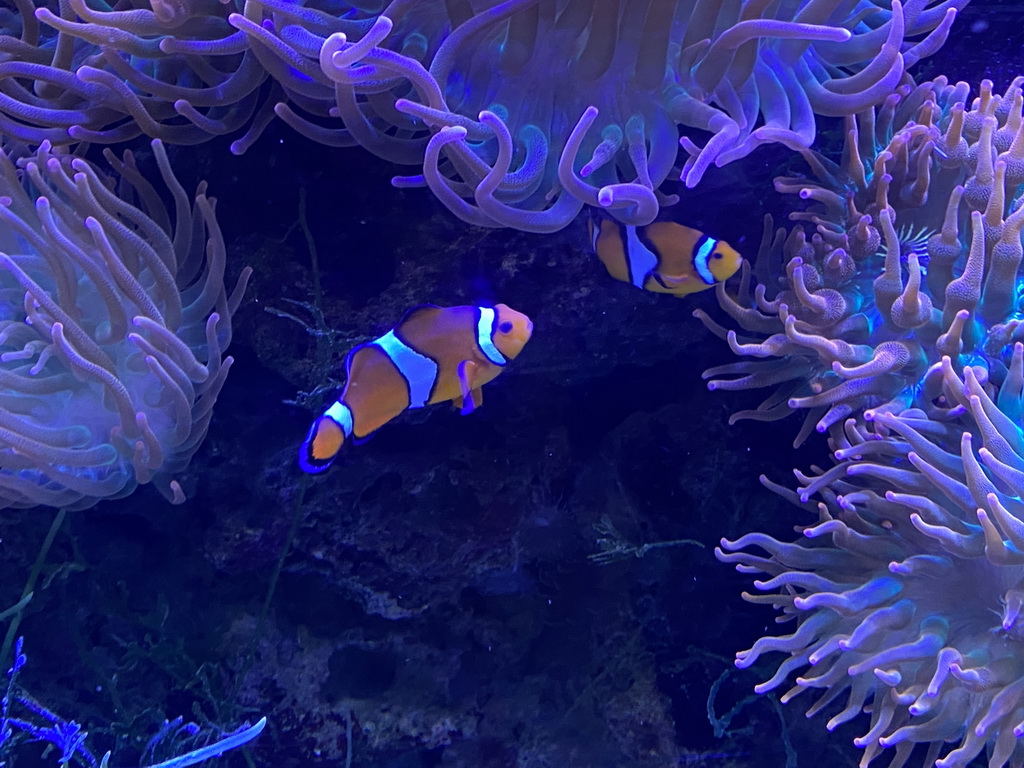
[299,303,533,474]
[588,212,742,297]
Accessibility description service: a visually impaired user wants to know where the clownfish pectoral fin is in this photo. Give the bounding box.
[654,271,710,297]
[455,388,484,415]
[395,302,444,327]
[456,360,483,414]
[655,272,690,289]
[298,414,346,474]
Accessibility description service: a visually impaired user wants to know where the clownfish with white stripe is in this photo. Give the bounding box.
[299,303,533,474]
[588,212,742,297]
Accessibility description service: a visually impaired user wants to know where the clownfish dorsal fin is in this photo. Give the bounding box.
[341,341,380,381]
[395,303,444,328]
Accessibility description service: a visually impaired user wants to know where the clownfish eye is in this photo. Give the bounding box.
[713,252,723,259]
[499,321,514,333]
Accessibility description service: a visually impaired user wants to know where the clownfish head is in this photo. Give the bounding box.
[490,303,533,362]
[698,238,743,286]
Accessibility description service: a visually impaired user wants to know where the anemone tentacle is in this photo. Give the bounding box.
[0,140,249,509]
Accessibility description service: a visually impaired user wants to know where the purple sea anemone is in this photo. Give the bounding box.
[718,350,1024,767]
[709,75,1024,767]
[0,139,249,509]
[0,0,262,147]
[697,75,1024,447]
[0,2,967,231]
[269,0,966,231]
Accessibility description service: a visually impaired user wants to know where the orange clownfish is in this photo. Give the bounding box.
[588,213,742,297]
[299,303,533,473]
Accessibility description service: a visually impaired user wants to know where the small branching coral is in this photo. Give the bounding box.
[0,140,249,509]
[0,636,267,767]
[697,75,1024,447]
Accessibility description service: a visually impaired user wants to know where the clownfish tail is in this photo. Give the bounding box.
[298,402,352,474]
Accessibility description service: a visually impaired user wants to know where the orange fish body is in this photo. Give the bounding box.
[299,303,533,473]
[589,214,742,297]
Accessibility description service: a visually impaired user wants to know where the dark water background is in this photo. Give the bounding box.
[2,3,1023,767]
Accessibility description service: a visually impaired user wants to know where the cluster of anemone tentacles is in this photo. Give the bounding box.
[718,347,1024,768]
[0,0,966,231]
[710,78,1024,767]
[697,76,1024,448]
[0,140,249,509]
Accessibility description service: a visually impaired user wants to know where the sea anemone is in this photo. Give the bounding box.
[0,139,249,509]
[289,0,965,231]
[709,74,1024,767]
[696,76,1024,447]
[0,0,263,147]
[718,350,1024,768]
[0,2,966,232]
